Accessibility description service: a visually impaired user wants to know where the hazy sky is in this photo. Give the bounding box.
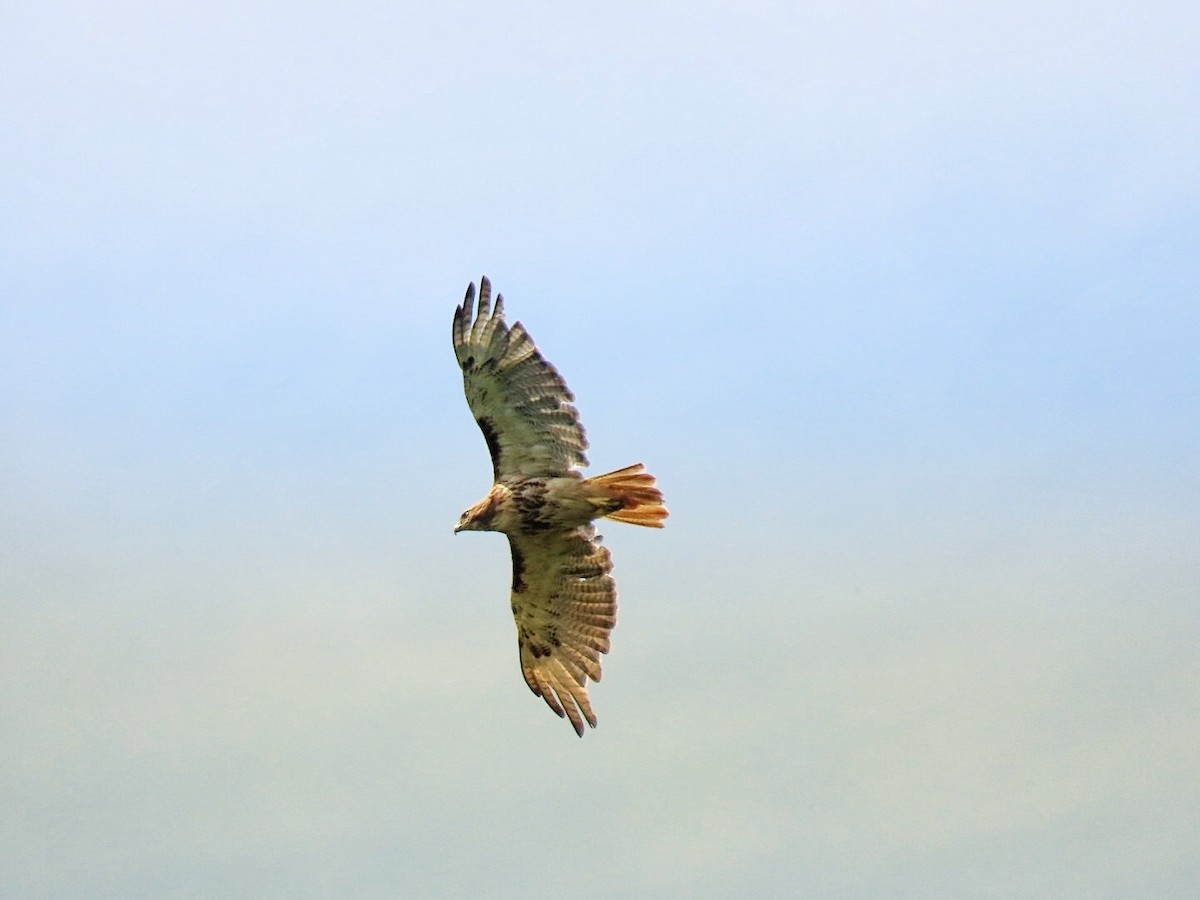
[3,2,1198,897]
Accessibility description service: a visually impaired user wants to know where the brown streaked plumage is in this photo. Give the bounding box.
[452,276,667,736]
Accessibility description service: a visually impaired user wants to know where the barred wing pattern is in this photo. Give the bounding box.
[452,277,589,480]
[507,525,616,736]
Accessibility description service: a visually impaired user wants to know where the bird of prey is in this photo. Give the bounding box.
[452,276,667,735]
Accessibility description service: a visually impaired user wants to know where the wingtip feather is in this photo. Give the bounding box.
[523,661,599,737]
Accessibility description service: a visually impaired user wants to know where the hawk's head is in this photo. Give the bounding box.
[454,489,501,533]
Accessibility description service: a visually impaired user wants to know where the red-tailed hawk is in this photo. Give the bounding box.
[452,276,667,736]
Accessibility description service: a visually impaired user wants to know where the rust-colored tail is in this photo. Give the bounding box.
[584,464,668,528]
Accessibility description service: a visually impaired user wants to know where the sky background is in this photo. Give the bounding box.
[2,1,1198,897]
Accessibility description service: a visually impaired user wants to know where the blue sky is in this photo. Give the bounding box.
[3,2,1198,897]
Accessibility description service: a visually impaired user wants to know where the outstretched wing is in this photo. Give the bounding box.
[507,525,616,736]
[453,277,588,481]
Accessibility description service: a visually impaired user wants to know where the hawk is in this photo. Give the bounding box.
[452,276,667,735]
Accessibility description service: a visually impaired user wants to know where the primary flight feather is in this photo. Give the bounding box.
[452,276,667,736]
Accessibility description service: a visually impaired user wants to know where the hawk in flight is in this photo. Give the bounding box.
[452,277,667,735]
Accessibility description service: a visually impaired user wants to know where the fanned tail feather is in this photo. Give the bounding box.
[584,464,668,528]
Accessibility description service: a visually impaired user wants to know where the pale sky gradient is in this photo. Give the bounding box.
[3,2,1198,897]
